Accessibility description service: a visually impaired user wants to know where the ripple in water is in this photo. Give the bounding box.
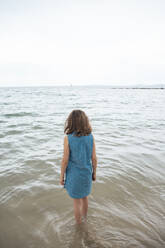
[0,86,165,248]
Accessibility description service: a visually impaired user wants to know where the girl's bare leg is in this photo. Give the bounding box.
[81,196,88,219]
[73,198,82,224]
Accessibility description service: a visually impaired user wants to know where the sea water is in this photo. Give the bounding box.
[0,86,165,248]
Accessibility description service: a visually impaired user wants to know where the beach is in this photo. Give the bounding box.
[0,86,165,248]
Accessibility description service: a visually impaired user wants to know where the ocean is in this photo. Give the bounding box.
[0,86,165,248]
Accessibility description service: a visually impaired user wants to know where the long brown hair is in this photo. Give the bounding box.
[64,109,92,137]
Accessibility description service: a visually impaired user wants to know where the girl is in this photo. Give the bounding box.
[60,109,97,224]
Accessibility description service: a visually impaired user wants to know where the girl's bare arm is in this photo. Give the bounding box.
[92,135,97,179]
[60,135,69,184]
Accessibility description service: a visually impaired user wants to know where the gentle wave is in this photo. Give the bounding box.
[0,86,165,248]
[2,112,38,118]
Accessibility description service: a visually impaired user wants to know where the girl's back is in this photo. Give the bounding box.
[64,132,93,198]
[67,131,93,169]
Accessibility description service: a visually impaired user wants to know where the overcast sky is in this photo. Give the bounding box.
[0,0,165,86]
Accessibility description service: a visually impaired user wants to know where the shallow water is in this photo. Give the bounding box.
[0,86,165,248]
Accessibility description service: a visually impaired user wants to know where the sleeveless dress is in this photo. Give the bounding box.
[64,131,93,199]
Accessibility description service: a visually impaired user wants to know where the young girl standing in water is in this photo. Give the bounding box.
[60,109,97,224]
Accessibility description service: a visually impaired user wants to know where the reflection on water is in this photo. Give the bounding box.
[0,86,165,247]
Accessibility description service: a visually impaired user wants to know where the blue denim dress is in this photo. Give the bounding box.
[64,131,93,198]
